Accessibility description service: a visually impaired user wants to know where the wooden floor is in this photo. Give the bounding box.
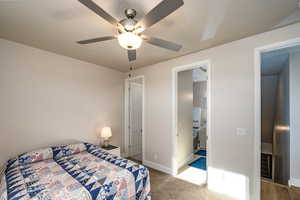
[261,180,300,200]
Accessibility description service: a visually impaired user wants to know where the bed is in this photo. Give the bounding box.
[0,143,151,200]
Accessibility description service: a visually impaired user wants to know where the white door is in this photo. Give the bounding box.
[128,82,143,161]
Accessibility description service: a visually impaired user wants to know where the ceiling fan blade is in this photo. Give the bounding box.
[142,35,182,51]
[77,36,116,44]
[78,0,119,26]
[136,0,184,31]
[128,50,136,62]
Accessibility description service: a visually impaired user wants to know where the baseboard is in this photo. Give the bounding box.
[289,178,300,187]
[143,160,173,175]
[178,153,194,169]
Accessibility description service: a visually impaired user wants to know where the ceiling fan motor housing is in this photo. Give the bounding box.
[119,9,138,32]
[125,8,137,19]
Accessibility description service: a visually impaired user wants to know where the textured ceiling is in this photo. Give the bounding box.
[0,0,298,72]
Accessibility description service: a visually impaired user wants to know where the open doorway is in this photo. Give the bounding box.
[172,61,210,186]
[255,39,300,198]
[124,76,144,162]
[260,48,291,185]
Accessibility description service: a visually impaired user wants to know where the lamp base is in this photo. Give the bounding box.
[102,139,110,148]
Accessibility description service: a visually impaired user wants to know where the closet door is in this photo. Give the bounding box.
[129,82,143,160]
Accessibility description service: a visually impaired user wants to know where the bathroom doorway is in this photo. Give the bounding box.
[172,61,211,185]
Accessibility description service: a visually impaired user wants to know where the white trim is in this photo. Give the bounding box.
[254,38,300,200]
[254,45,262,200]
[143,160,173,175]
[178,153,194,169]
[289,178,300,187]
[124,75,145,164]
[171,60,211,182]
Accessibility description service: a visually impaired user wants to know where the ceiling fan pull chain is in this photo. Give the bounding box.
[129,66,132,78]
[129,66,134,78]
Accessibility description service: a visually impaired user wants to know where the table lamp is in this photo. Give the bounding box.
[101,127,112,147]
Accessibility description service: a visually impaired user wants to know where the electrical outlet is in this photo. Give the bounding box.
[236,128,248,136]
[154,153,158,161]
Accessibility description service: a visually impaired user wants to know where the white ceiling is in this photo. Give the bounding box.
[0,0,298,72]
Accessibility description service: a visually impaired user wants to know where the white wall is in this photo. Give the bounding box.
[289,51,300,185]
[0,39,124,165]
[129,23,300,199]
[177,70,193,167]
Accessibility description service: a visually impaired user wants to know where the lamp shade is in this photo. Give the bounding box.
[101,127,112,138]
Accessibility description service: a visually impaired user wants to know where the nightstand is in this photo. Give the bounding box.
[101,145,120,156]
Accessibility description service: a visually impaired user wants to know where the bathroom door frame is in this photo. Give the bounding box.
[254,38,300,199]
[172,60,212,182]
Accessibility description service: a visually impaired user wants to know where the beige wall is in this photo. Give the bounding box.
[129,23,300,199]
[0,39,124,165]
[177,70,193,167]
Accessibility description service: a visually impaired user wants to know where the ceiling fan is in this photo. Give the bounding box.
[77,0,184,62]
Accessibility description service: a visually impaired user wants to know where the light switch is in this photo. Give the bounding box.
[236,128,248,136]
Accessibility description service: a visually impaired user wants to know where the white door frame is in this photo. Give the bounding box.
[172,60,211,178]
[124,75,145,163]
[254,38,300,200]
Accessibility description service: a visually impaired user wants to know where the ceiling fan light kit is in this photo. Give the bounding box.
[77,0,184,62]
[118,32,142,50]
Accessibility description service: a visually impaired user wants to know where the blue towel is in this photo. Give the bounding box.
[195,150,206,157]
[188,157,207,170]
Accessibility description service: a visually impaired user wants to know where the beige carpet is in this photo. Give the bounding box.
[149,168,300,200]
[127,158,299,200]
[149,168,235,200]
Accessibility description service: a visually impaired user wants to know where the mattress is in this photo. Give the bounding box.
[0,143,151,200]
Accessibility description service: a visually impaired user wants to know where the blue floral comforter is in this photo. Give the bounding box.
[0,143,151,200]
